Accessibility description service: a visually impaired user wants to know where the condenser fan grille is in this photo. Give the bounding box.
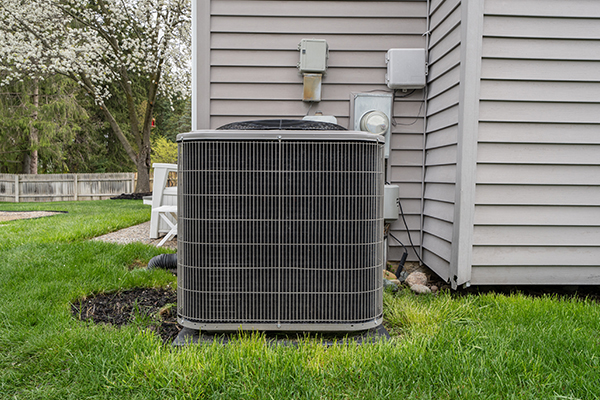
[177,132,384,331]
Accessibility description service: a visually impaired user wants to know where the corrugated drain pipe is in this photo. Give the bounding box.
[147,253,177,270]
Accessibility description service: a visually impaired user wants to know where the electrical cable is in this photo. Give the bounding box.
[385,217,409,275]
[305,102,314,116]
[394,89,416,98]
[356,88,394,94]
[387,230,408,255]
[387,231,409,276]
[391,89,425,127]
[385,179,428,268]
[391,89,417,127]
[394,88,427,126]
[397,197,428,267]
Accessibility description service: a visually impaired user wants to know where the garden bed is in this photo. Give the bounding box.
[72,287,180,344]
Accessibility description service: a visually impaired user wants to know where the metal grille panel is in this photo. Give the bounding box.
[177,132,384,331]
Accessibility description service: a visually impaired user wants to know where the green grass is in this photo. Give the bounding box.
[0,200,152,250]
[1,200,599,399]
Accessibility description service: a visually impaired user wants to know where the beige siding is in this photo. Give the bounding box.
[422,0,462,281]
[388,91,427,261]
[208,0,427,127]
[196,0,600,286]
[205,0,429,262]
[471,266,600,285]
[473,0,600,283]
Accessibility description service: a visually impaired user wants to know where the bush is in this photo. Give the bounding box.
[151,135,177,164]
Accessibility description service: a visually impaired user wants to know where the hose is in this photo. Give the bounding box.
[147,253,177,270]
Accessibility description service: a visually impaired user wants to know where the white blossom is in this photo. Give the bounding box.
[0,0,191,191]
[0,0,191,102]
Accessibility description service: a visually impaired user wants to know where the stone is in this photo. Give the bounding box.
[390,279,401,286]
[430,285,439,293]
[405,271,428,287]
[383,270,397,280]
[402,261,429,274]
[397,270,409,283]
[383,279,398,292]
[410,284,431,294]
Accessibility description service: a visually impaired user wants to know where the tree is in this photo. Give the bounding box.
[0,0,191,191]
[0,76,89,174]
[152,95,191,142]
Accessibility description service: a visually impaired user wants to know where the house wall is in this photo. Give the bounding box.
[471,0,600,284]
[194,0,429,261]
[421,0,463,282]
[192,0,600,285]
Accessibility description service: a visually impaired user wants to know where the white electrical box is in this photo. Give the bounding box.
[385,48,426,89]
[298,39,329,73]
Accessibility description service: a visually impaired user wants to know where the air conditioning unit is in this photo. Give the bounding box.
[176,127,385,332]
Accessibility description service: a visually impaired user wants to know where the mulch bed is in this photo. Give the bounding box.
[71,287,180,344]
[110,192,153,200]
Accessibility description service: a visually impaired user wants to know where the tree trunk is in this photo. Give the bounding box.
[135,142,152,193]
[27,78,39,174]
[78,73,150,190]
[22,154,31,174]
[135,77,159,194]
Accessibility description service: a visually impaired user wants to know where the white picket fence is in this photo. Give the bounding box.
[0,173,136,202]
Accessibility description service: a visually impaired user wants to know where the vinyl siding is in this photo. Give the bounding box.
[422,0,462,282]
[205,0,427,127]
[200,0,429,262]
[473,0,600,284]
[193,0,600,285]
[387,93,427,262]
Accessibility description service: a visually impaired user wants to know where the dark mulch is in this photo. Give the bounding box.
[72,287,180,344]
[110,192,153,200]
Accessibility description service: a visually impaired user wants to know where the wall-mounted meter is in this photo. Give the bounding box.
[351,93,393,158]
[298,39,329,73]
[385,48,426,89]
[360,110,389,135]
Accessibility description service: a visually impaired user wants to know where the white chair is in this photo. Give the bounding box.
[149,163,178,245]
[154,205,178,247]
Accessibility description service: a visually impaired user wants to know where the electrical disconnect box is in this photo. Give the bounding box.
[298,39,329,73]
[385,48,426,89]
[351,93,393,158]
[384,184,400,222]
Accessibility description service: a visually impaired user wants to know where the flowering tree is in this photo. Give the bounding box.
[0,0,191,191]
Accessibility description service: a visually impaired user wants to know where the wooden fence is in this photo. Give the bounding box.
[0,173,136,203]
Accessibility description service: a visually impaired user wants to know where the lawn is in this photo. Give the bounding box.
[0,200,599,399]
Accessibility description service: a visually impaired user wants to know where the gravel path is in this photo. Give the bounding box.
[92,221,177,249]
[0,211,64,222]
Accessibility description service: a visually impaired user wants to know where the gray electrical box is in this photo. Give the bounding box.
[384,184,400,222]
[298,39,329,73]
[385,48,426,89]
